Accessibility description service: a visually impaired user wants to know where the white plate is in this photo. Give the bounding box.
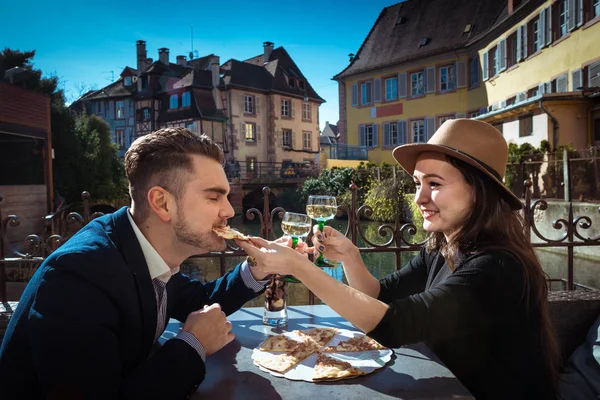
[252,328,393,382]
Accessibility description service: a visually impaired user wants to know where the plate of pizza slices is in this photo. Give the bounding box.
[252,327,392,382]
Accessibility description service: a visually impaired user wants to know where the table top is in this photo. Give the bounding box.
[160,305,474,400]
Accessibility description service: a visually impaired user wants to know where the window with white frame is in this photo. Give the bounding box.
[410,72,424,96]
[489,46,498,77]
[244,123,256,141]
[365,125,375,147]
[389,123,398,145]
[169,95,178,109]
[385,77,397,101]
[281,99,291,117]
[530,16,542,53]
[559,0,568,37]
[438,116,454,128]
[412,120,426,143]
[116,100,125,118]
[439,65,455,91]
[469,111,480,118]
[282,129,292,147]
[182,92,191,107]
[124,76,133,86]
[361,81,373,105]
[302,103,312,121]
[116,129,125,149]
[302,131,312,149]
[244,95,254,114]
[469,57,480,87]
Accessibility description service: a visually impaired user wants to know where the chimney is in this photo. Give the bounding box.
[176,55,187,66]
[348,53,355,63]
[263,41,274,63]
[209,56,220,88]
[158,48,170,65]
[136,40,147,75]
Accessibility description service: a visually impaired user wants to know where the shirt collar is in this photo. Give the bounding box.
[126,208,179,283]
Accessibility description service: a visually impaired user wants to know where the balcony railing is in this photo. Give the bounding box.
[329,144,368,161]
[224,161,319,184]
[1,180,599,304]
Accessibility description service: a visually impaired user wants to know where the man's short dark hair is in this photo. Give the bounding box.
[125,127,224,220]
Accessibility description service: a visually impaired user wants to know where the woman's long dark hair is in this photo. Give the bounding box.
[425,156,560,390]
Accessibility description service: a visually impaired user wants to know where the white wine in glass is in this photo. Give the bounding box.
[281,212,312,248]
[306,195,337,267]
[279,212,311,283]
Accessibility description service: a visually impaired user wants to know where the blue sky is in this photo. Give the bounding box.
[1,0,399,131]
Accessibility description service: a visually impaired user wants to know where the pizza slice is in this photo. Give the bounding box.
[312,352,365,381]
[259,335,302,352]
[295,327,338,348]
[255,341,320,373]
[212,226,249,240]
[322,335,386,352]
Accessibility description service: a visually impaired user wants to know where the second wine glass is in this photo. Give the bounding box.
[306,195,338,267]
[279,212,311,283]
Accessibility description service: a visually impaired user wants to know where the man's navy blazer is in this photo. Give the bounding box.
[0,207,261,399]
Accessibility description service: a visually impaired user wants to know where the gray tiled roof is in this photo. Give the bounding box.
[225,47,325,102]
[334,0,543,79]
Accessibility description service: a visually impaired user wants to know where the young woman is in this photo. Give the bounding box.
[238,119,559,399]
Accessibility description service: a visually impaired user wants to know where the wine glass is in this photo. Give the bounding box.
[306,195,338,267]
[278,212,311,284]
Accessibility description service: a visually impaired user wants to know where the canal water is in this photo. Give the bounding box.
[180,216,600,308]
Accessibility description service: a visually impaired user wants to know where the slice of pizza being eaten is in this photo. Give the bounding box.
[322,335,386,352]
[259,335,302,352]
[312,352,365,381]
[295,327,338,348]
[212,226,249,241]
[255,341,320,373]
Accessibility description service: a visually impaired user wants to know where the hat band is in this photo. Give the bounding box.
[437,145,503,181]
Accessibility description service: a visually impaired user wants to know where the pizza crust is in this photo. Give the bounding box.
[312,352,365,381]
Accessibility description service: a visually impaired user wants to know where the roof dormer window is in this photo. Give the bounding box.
[124,76,132,86]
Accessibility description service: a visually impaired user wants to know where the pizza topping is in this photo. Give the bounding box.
[322,335,386,352]
[255,341,320,373]
[212,226,249,240]
[259,335,301,352]
[295,328,337,347]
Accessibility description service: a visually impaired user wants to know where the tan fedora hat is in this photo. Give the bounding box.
[392,118,522,210]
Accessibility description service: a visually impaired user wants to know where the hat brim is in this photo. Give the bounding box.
[392,143,523,210]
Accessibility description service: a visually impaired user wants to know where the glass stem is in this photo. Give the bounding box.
[291,236,298,249]
[316,220,326,263]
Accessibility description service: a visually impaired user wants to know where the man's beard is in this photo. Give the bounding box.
[174,208,226,252]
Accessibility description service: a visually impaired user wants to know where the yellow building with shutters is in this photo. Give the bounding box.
[334,0,600,165]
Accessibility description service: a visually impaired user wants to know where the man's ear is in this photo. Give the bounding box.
[147,186,175,223]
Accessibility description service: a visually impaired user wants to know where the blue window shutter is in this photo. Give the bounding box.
[425,118,435,141]
[359,124,366,147]
[540,9,546,47]
[351,83,358,107]
[374,78,382,103]
[456,61,467,88]
[517,26,522,61]
[370,107,377,119]
[482,52,489,81]
[397,73,407,98]
[546,6,553,46]
[398,121,407,144]
[499,39,507,72]
[383,123,390,147]
[426,67,436,93]
[522,24,528,59]
[372,124,378,148]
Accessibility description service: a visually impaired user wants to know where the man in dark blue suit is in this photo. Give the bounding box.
[0,127,270,399]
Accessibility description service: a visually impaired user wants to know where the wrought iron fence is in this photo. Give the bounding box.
[1,181,599,303]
